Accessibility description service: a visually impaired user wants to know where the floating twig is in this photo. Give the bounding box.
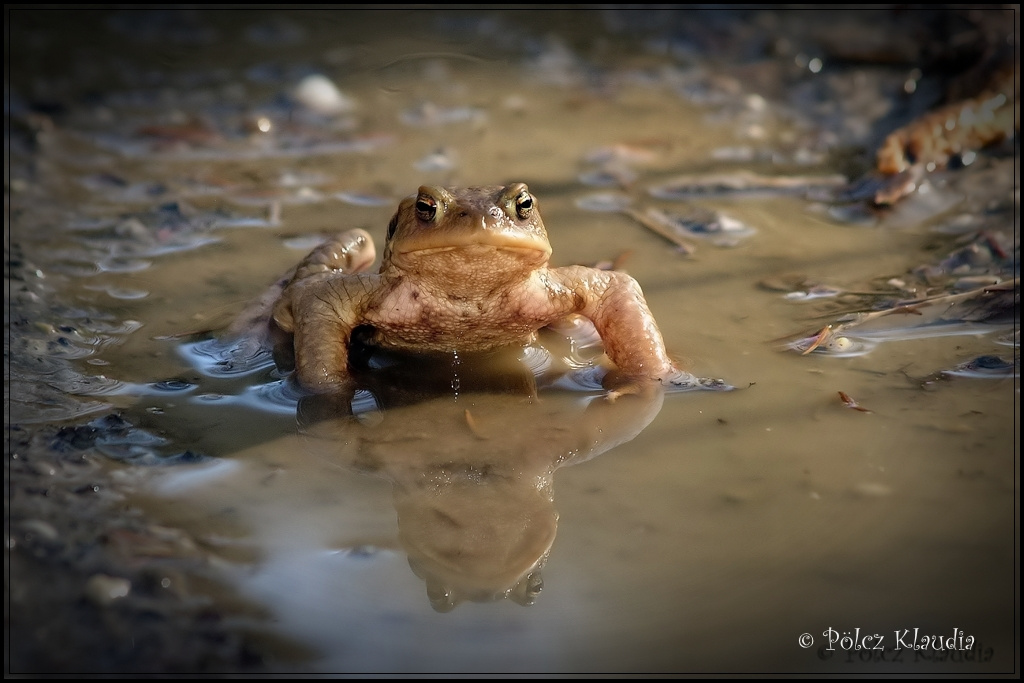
[838,391,872,413]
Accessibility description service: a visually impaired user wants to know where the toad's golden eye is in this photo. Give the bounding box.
[515,191,533,220]
[415,195,437,222]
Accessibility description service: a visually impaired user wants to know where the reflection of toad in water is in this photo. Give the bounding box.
[296,347,672,612]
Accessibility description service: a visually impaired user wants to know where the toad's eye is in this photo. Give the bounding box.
[415,196,437,222]
[515,191,533,220]
[386,214,399,241]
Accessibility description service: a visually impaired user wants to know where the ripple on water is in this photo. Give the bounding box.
[574,192,632,212]
[782,320,1014,359]
[180,337,277,378]
[80,129,394,162]
[783,334,877,357]
[96,257,154,273]
[335,191,394,207]
[942,354,1019,379]
[211,379,304,415]
[152,378,198,392]
[176,336,302,415]
[85,285,151,300]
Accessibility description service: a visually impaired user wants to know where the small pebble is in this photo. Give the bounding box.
[20,519,58,541]
[293,74,354,116]
[85,574,131,606]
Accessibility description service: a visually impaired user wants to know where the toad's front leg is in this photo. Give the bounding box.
[224,229,377,368]
[273,274,379,393]
[548,266,678,383]
[286,228,377,286]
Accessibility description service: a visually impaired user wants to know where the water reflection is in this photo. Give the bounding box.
[293,346,665,611]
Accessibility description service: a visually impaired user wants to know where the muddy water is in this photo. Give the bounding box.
[7,8,1017,674]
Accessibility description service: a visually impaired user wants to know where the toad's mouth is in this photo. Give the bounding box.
[403,245,549,257]
[397,233,552,260]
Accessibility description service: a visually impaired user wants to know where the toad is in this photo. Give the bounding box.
[268,183,689,394]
